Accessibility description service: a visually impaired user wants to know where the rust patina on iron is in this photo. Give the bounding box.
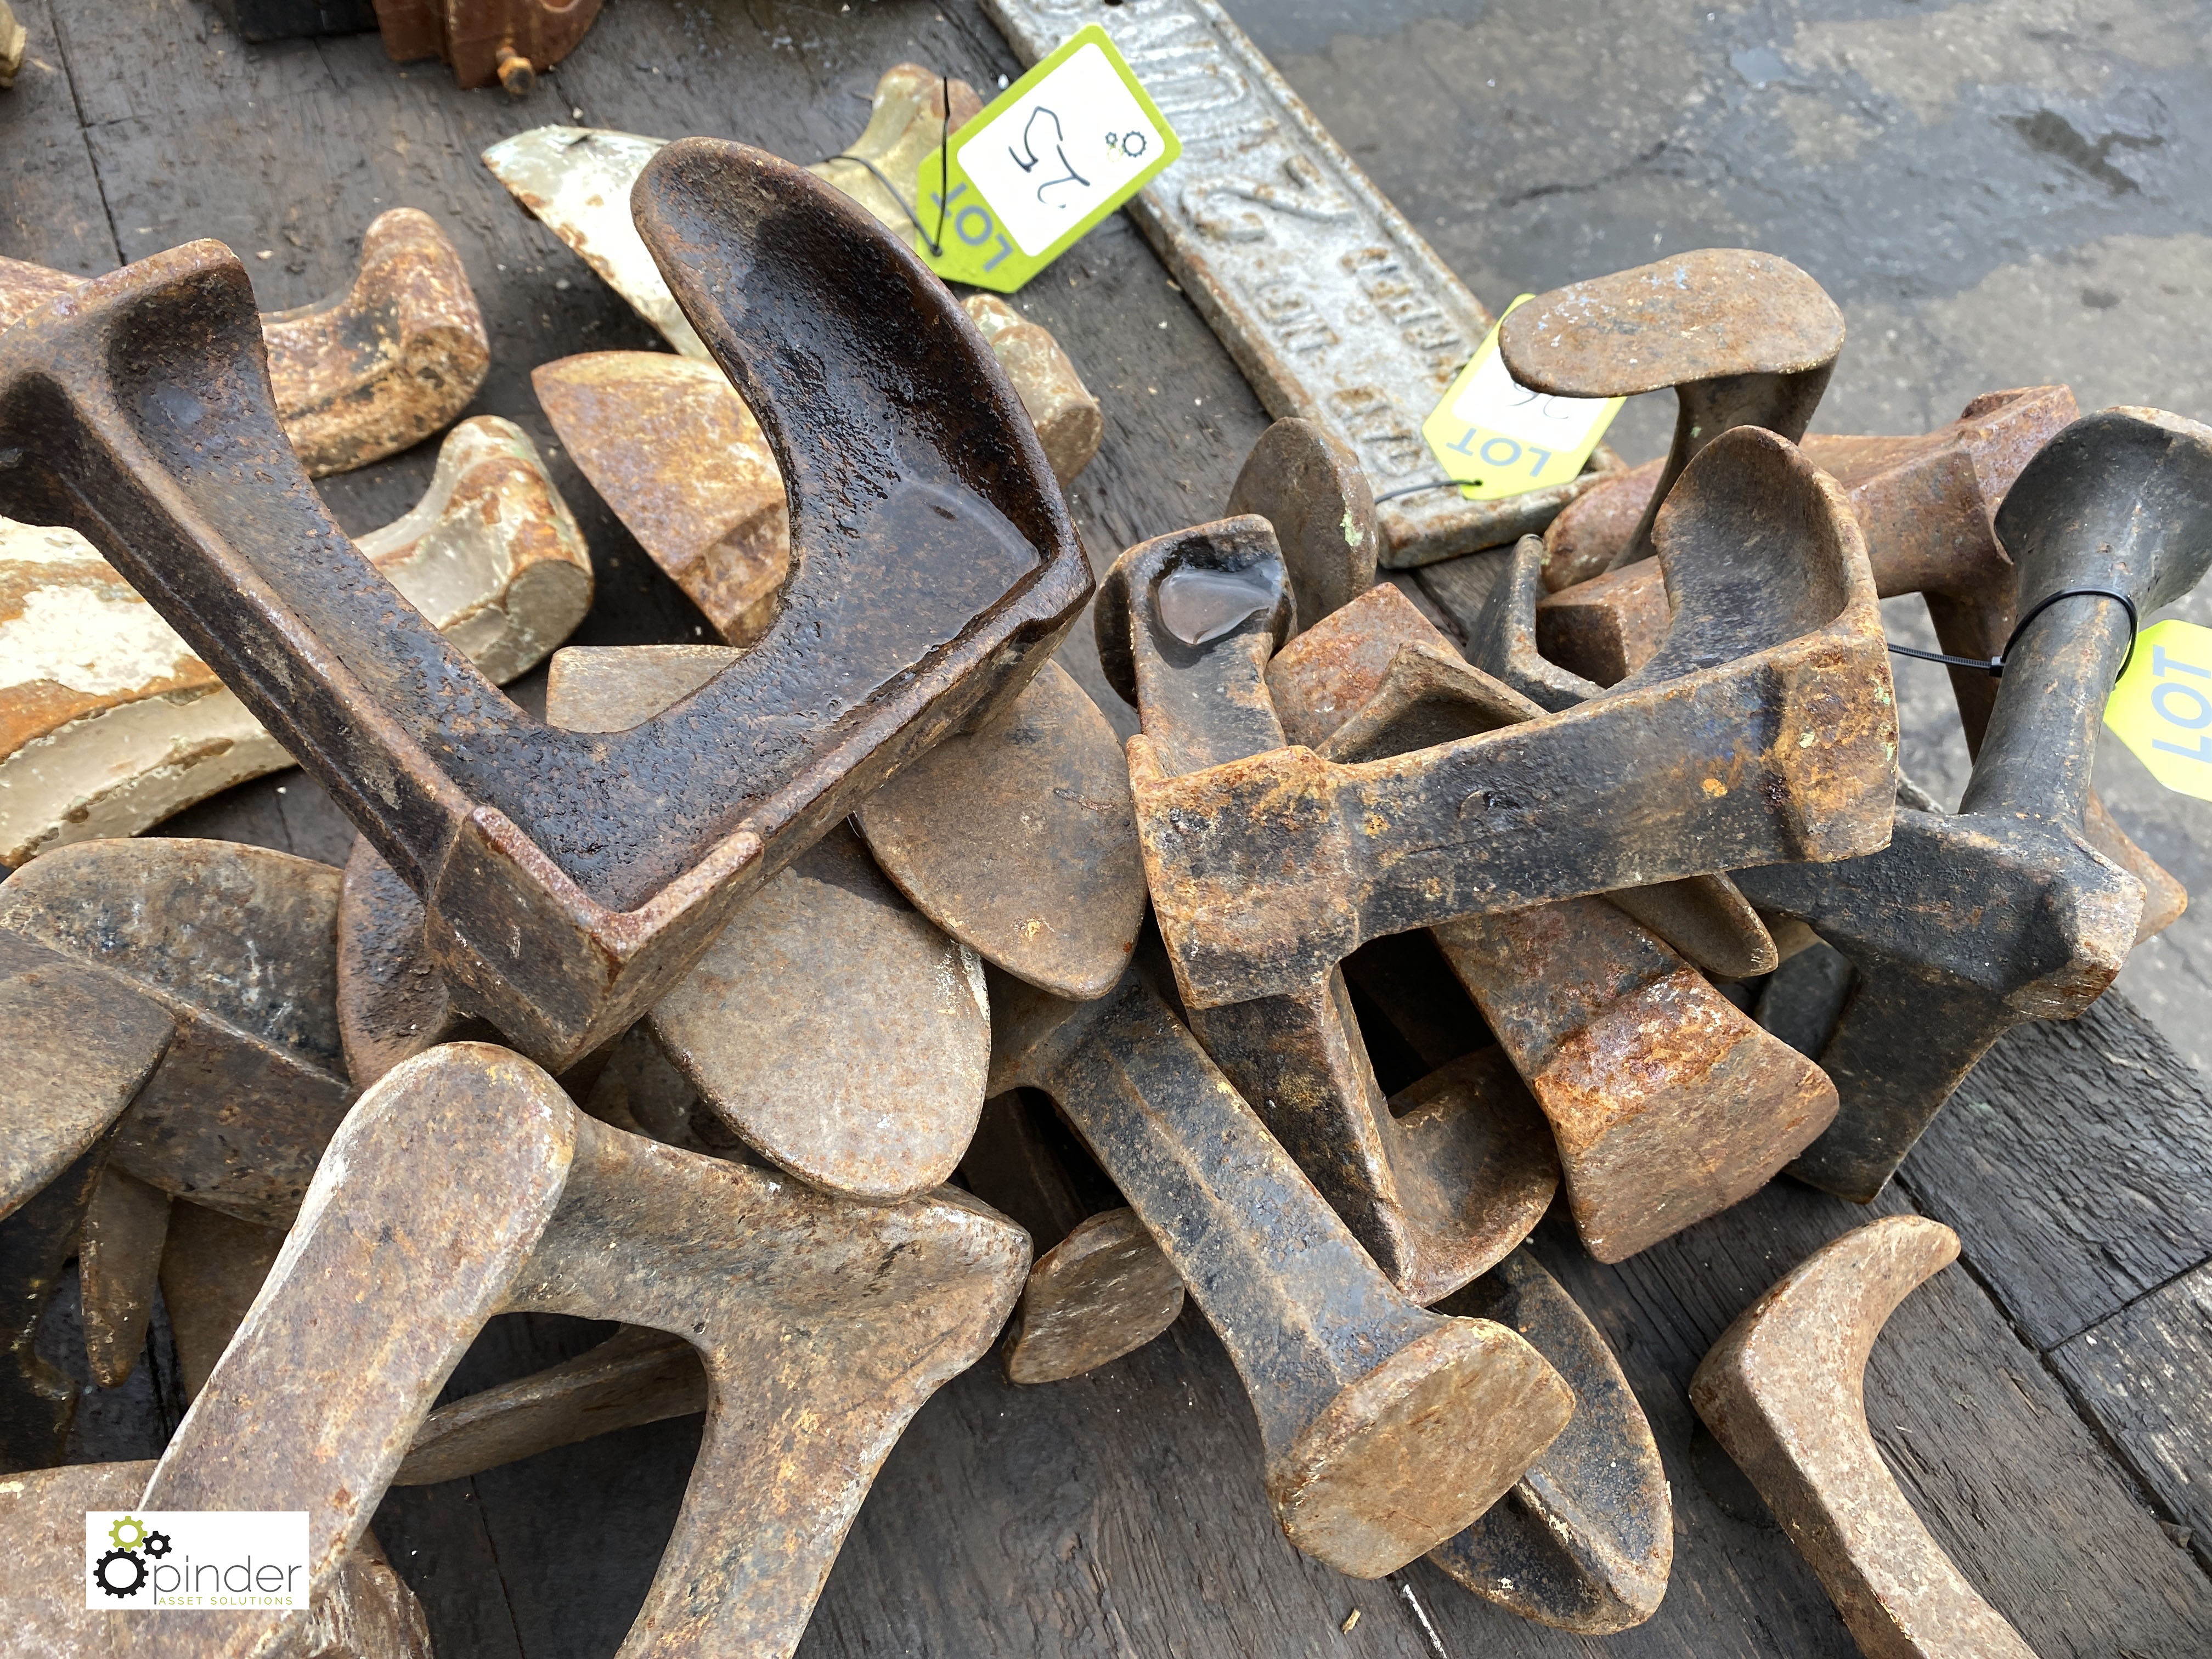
[0,838,350,1468]
[1135,428,1896,1015]
[1,209,489,477]
[77,1165,171,1390]
[1530,385,2185,941]
[0,143,1092,1070]
[374,0,603,93]
[535,309,1096,645]
[1692,1217,2036,1658]
[140,1042,1025,1659]
[855,658,1148,1002]
[1269,585,1831,1261]
[1499,249,1845,571]
[1102,516,1559,1302]
[991,956,1571,1577]
[1226,417,1378,636]
[0,417,590,866]
[1431,1250,1671,1632]
[1275,582,1776,982]
[1736,408,2211,1201]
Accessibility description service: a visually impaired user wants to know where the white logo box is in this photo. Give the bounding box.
[86,1511,309,1611]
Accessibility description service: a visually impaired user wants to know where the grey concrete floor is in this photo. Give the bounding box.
[1232,0,2212,1071]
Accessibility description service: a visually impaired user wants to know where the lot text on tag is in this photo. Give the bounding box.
[918,25,1179,294]
[1421,295,1623,500]
[86,1510,309,1611]
[2106,618,2212,802]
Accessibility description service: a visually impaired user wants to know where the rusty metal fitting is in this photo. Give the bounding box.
[1224,417,1379,637]
[1268,585,1829,1261]
[1274,582,1778,983]
[145,1041,1026,1656]
[1740,407,2212,1200]
[990,960,1572,1577]
[374,0,601,93]
[0,144,1091,1071]
[1531,387,2186,941]
[1136,427,1894,1015]
[1500,249,1845,570]
[534,323,1095,654]
[1692,1216,2035,1657]
[0,418,589,866]
[1099,516,1558,1300]
[0,837,350,1466]
[1431,1250,1672,1632]
[1,209,490,477]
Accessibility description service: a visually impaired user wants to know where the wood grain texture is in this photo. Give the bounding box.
[1898,992,2212,1352]
[0,0,117,275]
[2051,1262,2212,1578]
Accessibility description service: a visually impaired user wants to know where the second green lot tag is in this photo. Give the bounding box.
[918,25,1180,294]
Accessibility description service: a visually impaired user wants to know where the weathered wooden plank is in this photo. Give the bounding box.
[1898,992,2212,1353]
[2050,1263,2212,1576]
[0,0,117,273]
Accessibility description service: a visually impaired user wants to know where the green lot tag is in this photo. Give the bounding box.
[918,25,1180,294]
[2105,618,2212,802]
[1421,295,1624,500]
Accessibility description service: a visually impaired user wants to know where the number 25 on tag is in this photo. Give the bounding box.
[2106,619,2212,803]
[918,25,1180,294]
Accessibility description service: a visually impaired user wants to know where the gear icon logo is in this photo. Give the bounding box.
[108,1514,146,1550]
[143,1530,173,1559]
[93,1547,146,1598]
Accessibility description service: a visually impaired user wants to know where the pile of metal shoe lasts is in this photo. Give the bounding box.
[0,91,2207,1659]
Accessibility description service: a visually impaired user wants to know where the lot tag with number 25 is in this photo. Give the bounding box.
[2106,618,2212,803]
[1421,295,1624,500]
[919,24,1180,294]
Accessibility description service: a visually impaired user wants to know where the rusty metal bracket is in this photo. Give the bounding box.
[1226,417,1378,636]
[1269,585,1829,1261]
[1135,427,1895,1013]
[1736,408,2210,1200]
[144,1041,1025,1658]
[1099,514,1555,1300]
[1692,1216,2036,1657]
[0,144,1091,1071]
[1276,582,1777,982]
[0,837,348,1468]
[981,0,1623,566]
[990,957,1572,1577]
[1499,248,1844,570]
[0,417,589,866]
[1,210,490,477]
[1431,1249,1672,1632]
[1532,386,2186,942]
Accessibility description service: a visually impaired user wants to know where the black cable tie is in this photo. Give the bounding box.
[811,71,956,258]
[1886,586,2139,681]
[817,152,940,255]
[1373,479,1460,504]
